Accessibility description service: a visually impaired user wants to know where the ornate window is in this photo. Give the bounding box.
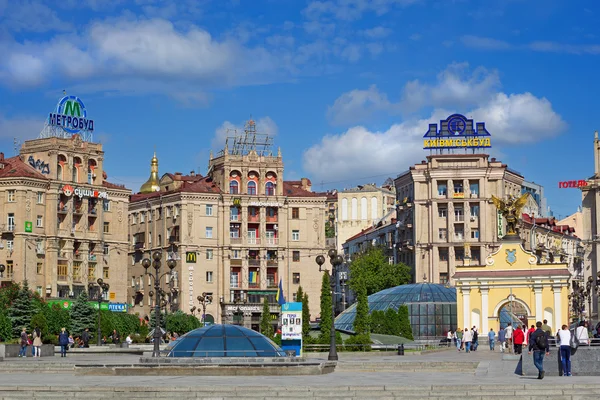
[247,181,256,195]
[265,182,275,196]
[229,180,239,194]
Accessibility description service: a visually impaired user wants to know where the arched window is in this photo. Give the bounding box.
[265,182,275,196]
[247,181,256,195]
[72,157,81,183]
[351,198,358,220]
[361,197,367,220]
[371,197,378,219]
[229,180,239,194]
[341,198,348,221]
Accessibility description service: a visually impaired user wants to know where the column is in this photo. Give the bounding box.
[534,286,543,321]
[462,287,471,328]
[553,285,563,327]
[480,286,489,333]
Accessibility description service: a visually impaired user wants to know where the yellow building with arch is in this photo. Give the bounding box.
[453,239,570,334]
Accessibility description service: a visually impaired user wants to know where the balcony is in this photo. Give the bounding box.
[248,259,261,267]
[73,205,84,215]
[73,253,82,260]
[134,242,145,250]
[57,274,68,282]
[247,237,260,245]
[266,237,278,246]
[266,259,278,267]
[169,235,180,244]
[453,192,465,199]
[247,214,260,223]
[88,254,97,262]
[230,258,242,266]
[230,237,242,245]
[454,215,465,222]
[88,208,97,217]
[267,279,277,289]
[230,214,240,222]
[266,214,278,223]
[7,225,15,232]
[230,281,241,289]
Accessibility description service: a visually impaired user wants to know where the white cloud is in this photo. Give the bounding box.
[303,0,419,21]
[327,63,501,124]
[460,35,512,50]
[307,63,566,184]
[360,26,392,39]
[212,117,278,151]
[0,18,282,91]
[0,0,72,32]
[327,85,393,125]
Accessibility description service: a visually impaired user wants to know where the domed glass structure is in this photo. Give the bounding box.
[334,283,457,338]
[166,324,286,357]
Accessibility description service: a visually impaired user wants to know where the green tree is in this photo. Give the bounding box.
[349,247,412,295]
[384,308,399,336]
[0,282,20,311]
[319,272,332,343]
[7,281,37,337]
[353,278,370,338]
[370,310,385,334]
[398,304,414,340]
[30,312,48,337]
[43,303,71,341]
[302,293,311,339]
[69,291,96,337]
[0,312,12,342]
[260,297,274,338]
[166,311,200,335]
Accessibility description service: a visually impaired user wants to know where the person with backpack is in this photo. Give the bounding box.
[528,321,550,379]
[18,328,28,357]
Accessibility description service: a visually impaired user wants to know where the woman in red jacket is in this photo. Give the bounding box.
[513,325,525,354]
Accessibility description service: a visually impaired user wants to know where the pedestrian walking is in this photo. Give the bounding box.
[488,328,496,351]
[505,323,513,354]
[557,324,572,376]
[82,328,90,348]
[32,327,42,358]
[463,327,472,353]
[447,330,453,347]
[455,328,463,351]
[18,328,28,357]
[498,326,506,353]
[471,327,479,351]
[58,328,69,357]
[528,321,550,379]
[576,321,590,345]
[513,325,524,354]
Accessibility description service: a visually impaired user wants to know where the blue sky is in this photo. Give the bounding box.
[0,0,597,219]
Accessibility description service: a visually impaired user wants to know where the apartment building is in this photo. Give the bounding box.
[128,121,328,329]
[0,135,130,302]
[394,154,523,285]
[336,184,395,253]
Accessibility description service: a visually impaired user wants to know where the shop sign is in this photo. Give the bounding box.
[558,180,588,188]
[233,198,242,207]
[108,303,127,312]
[48,95,94,133]
[61,184,108,199]
[249,201,283,207]
[188,266,194,307]
[423,114,492,150]
[497,210,504,239]
[225,305,261,312]
[24,221,33,233]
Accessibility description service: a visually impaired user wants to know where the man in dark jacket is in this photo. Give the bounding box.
[528,321,550,379]
[82,328,90,348]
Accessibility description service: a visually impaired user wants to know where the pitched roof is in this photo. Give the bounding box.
[282,181,320,197]
[345,226,376,243]
[102,181,128,190]
[130,176,220,202]
[0,156,48,180]
[164,172,204,182]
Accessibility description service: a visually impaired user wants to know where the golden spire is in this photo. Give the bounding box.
[140,151,160,193]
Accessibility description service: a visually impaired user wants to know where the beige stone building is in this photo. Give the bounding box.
[0,135,130,303]
[394,154,523,285]
[336,184,395,253]
[128,121,328,329]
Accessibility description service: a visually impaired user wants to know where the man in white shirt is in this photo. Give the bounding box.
[463,327,473,353]
[505,323,514,353]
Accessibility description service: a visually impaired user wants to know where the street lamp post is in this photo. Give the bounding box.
[0,264,5,279]
[585,273,600,323]
[88,278,110,346]
[142,251,177,357]
[197,292,213,326]
[315,249,344,361]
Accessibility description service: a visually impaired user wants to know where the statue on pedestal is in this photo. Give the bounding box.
[491,193,529,239]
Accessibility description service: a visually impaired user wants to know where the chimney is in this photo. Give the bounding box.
[301,177,312,192]
[0,152,4,161]
[190,170,195,177]
[174,172,182,179]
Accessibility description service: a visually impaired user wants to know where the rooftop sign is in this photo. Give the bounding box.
[48,95,94,134]
[558,180,588,189]
[423,114,491,150]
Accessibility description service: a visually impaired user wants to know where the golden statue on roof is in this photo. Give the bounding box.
[491,193,530,238]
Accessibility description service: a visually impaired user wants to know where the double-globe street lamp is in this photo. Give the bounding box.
[315,249,344,361]
[88,278,110,346]
[197,292,213,326]
[142,251,177,357]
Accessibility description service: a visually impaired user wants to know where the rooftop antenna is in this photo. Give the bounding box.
[227,117,273,157]
[13,137,20,156]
